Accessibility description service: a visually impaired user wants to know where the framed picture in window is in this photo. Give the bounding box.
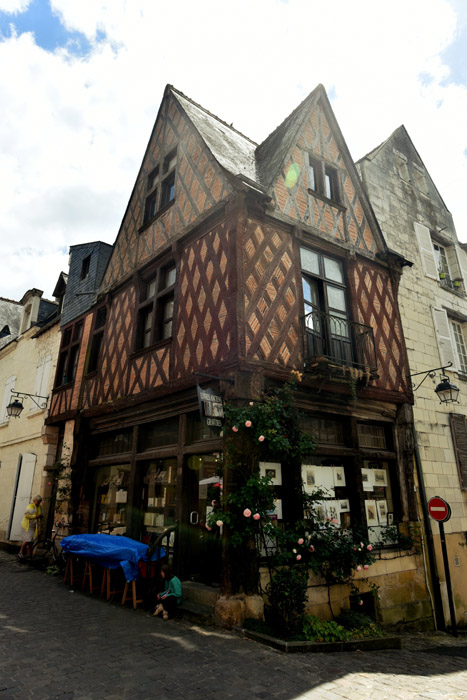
[361,468,374,491]
[365,500,379,526]
[339,499,350,512]
[377,499,388,524]
[373,469,388,487]
[333,466,346,487]
[259,462,282,486]
[302,465,316,493]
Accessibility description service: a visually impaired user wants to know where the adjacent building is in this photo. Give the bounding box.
[0,288,61,542]
[358,126,467,627]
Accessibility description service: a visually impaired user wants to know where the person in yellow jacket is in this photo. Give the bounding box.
[18,495,43,558]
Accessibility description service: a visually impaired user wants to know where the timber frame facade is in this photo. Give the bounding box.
[46,84,432,626]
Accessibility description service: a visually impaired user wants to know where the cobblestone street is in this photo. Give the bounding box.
[1,550,467,700]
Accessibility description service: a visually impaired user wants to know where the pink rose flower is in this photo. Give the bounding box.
[216,520,223,527]
[205,524,212,531]
[356,565,362,572]
[245,420,252,428]
[296,554,302,561]
[332,518,338,524]
[297,538,304,545]
[359,600,364,606]
[360,542,364,548]
[232,426,238,432]
[363,564,369,570]
[249,402,254,406]
[258,435,265,442]
[367,544,373,551]
[309,545,315,552]
[243,508,252,517]
[253,513,260,520]
[292,549,297,554]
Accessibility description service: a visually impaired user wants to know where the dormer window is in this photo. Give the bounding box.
[142,149,177,228]
[308,155,341,204]
[81,255,91,280]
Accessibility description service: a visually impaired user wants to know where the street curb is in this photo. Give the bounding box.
[233,626,402,653]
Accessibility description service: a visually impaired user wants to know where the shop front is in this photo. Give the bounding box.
[80,409,224,586]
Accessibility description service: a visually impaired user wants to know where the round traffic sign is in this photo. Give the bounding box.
[428,496,451,523]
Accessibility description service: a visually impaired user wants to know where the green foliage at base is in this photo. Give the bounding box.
[335,610,383,638]
[265,567,308,638]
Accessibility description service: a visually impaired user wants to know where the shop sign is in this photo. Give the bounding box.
[197,386,224,430]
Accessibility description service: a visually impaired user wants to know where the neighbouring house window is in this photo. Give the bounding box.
[87,305,108,374]
[449,414,467,490]
[307,155,341,203]
[301,246,351,365]
[81,255,91,280]
[432,307,467,374]
[414,222,466,292]
[31,354,52,411]
[452,321,467,374]
[136,263,176,350]
[55,322,83,386]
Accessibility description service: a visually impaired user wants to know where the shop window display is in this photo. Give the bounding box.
[142,458,177,537]
[301,461,351,528]
[93,464,131,533]
[361,460,396,544]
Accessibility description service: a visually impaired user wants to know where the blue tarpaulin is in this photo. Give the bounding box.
[60,534,165,582]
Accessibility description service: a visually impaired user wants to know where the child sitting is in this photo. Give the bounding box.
[153,564,182,620]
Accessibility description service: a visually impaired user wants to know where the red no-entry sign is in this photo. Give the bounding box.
[428,496,451,523]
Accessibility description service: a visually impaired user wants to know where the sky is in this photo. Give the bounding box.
[0,0,466,302]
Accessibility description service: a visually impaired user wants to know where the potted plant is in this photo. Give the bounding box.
[453,279,462,289]
[439,272,446,280]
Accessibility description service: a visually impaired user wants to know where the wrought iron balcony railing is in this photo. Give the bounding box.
[302,310,377,373]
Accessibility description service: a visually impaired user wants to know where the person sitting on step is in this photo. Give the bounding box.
[153,564,182,620]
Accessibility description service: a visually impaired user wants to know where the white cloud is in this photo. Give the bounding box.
[0,0,466,301]
[0,0,31,13]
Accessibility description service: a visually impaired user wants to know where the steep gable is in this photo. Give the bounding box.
[263,86,387,256]
[101,87,234,292]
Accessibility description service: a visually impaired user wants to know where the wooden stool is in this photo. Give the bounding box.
[81,560,101,594]
[121,580,143,610]
[64,554,75,587]
[100,567,123,601]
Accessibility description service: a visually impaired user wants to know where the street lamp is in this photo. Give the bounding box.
[410,362,460,405]
[6,390,49,418]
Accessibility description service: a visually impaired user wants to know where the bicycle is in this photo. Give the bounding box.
[32,522,72,572]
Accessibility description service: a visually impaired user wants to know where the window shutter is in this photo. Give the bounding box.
[432,307,457,369]
[450,414,467,490]
[32,354,52,411]
[455,246,467,286]
[414,222,438,279]
[446,244,461,280]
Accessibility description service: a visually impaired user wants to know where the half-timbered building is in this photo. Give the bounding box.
[46,85,431,626]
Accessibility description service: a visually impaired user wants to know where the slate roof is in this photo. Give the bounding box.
[171,84,323,192]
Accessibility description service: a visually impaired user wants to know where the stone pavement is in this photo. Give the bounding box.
[1,550,467,700]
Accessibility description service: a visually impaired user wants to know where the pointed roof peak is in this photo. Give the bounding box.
[168,85,258,146]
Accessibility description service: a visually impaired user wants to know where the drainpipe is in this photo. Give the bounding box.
[412,424,445,630]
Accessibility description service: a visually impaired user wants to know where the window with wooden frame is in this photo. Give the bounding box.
[143,167,160,225]
[135,263,176,350]
[449,413,467,490]
[86,305,108,374]
[55,321,83,386]
[308,155,341,204]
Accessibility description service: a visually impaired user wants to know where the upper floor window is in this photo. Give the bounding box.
[308,156,341,204]
[55,321,83,387]
[414,222,466,293]
[87,305,108,374]
[142,150,177,227]
[135,263,176,351]
[301,247,351,364]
